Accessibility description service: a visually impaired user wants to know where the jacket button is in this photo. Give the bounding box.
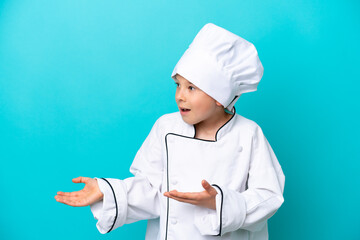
[171,219,177,225]
[171,179,178,185]
[238,146,243,152]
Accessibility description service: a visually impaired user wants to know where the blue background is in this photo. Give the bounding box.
[1,0,359,239]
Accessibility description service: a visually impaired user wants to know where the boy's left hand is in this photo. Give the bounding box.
[163,179,218,210]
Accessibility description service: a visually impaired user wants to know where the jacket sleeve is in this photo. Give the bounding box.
[194,125,285,236]
[89,117,164,234]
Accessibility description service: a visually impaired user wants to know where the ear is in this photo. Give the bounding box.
[215,101,223,107]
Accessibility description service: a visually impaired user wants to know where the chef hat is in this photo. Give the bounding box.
[171,23,264,113]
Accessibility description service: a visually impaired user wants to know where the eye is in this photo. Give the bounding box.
[174,82,179,87]
[189,86,195,91]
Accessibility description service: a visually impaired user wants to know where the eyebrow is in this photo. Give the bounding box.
[174,79,194,85]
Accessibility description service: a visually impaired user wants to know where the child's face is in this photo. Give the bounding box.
[174,74,223,126]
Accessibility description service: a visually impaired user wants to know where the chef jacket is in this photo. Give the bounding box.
[90,107,285,240]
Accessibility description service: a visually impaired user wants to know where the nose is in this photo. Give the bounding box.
[175,86,186,103]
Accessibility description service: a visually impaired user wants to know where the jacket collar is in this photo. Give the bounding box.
[181,106,237,142]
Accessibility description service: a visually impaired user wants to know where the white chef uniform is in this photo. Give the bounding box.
[89,106,285,239]
[89,22,285,239]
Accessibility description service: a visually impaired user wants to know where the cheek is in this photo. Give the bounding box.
[194,98,216,113]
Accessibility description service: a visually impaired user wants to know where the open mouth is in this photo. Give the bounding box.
[180,108,191,112]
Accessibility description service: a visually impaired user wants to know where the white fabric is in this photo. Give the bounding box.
[89,178,128,234]
[89,108,285,239]
[171,23,264,112]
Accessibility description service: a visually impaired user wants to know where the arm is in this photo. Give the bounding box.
[90,117,165,233]
[195,125,285,236]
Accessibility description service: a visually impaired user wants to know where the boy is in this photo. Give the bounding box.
[55,23,285,240]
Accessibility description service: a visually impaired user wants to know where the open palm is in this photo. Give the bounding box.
[164,179,218,210]
[55,177,103,207]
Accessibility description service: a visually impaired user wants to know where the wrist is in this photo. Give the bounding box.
[94,178,104,201]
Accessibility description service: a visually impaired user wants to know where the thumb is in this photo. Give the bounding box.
[202,180,217,194]
[72,176,87,184]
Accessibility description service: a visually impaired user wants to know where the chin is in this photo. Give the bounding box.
[180,117,196,125]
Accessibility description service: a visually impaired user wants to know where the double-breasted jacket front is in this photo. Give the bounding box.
[90,107,285,240]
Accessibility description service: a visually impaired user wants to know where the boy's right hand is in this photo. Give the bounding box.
[55,177,104,207]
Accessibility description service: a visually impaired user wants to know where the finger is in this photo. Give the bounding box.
[167,195,198,205]
[168,191,200,200]
[55,195,77,206]
[57,190,82,197]
[54,195,87,207]
[164,191,184,198]
[202,180,217,195]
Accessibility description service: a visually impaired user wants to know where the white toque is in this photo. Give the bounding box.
[171,23,264,113]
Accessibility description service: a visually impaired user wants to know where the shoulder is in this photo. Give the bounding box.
[151,111,184,135]
[233,113,264,136]
[157,111,181,122]
[155,111,182,126]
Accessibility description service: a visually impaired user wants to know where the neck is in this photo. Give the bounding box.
[194,110,233,139]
